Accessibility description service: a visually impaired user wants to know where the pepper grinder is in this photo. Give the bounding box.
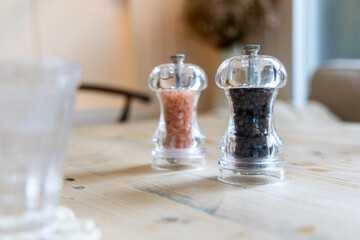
[149,54,208,170]
[216,45,287,184]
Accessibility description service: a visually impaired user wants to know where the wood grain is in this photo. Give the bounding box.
[62,106,360,240]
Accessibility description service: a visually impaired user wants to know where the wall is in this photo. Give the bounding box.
[246,0,292,100]
[0,0,291,118]
[0,1,33,59]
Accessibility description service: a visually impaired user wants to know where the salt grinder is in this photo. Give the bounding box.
[216,45,287,184]
[149,54,208,170]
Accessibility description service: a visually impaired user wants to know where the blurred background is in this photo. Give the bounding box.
[1,0,359,124]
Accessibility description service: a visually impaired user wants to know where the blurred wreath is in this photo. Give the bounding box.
[184,0,279,48]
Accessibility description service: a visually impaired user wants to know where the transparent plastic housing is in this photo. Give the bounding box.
[216,55,287,88]
[149,55,207,170]
[149,63,207,91]
[216,46,287,185]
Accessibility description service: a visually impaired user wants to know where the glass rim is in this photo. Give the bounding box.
[0,57,82,83]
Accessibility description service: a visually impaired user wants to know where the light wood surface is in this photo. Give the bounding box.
[62,102,360,240]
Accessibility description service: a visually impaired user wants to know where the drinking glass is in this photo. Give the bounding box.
[0,58,81,235]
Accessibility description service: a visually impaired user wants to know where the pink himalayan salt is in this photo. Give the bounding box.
[160,90,197,149]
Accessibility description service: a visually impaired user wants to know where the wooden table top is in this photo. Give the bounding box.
[62,103,360,240]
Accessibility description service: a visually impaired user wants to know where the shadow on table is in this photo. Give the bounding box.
[64,164,166,180]
[63,163,266,223]
[63,163,254,201]
[63,163,258,194]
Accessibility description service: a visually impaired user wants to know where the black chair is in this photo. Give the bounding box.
[79,83,151,122]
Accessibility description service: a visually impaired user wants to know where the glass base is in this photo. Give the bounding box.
[152,147,206,170]
[0,208,55,238]
[0,206,102,239]
[218,157,285,185]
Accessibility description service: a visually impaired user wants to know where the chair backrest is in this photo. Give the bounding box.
[78,84,151,123]
[309,59,360,122]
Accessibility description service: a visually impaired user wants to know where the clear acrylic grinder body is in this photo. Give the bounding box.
[216,45,287,184]
[149,55,208,170]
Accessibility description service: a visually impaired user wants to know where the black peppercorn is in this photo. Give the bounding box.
[229,88,276,158]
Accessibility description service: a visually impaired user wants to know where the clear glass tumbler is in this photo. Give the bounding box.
[0,58,81,235]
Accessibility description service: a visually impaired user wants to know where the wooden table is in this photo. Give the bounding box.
[62,102,360,240]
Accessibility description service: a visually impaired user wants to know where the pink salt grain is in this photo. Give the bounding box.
[161,90,197,148]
